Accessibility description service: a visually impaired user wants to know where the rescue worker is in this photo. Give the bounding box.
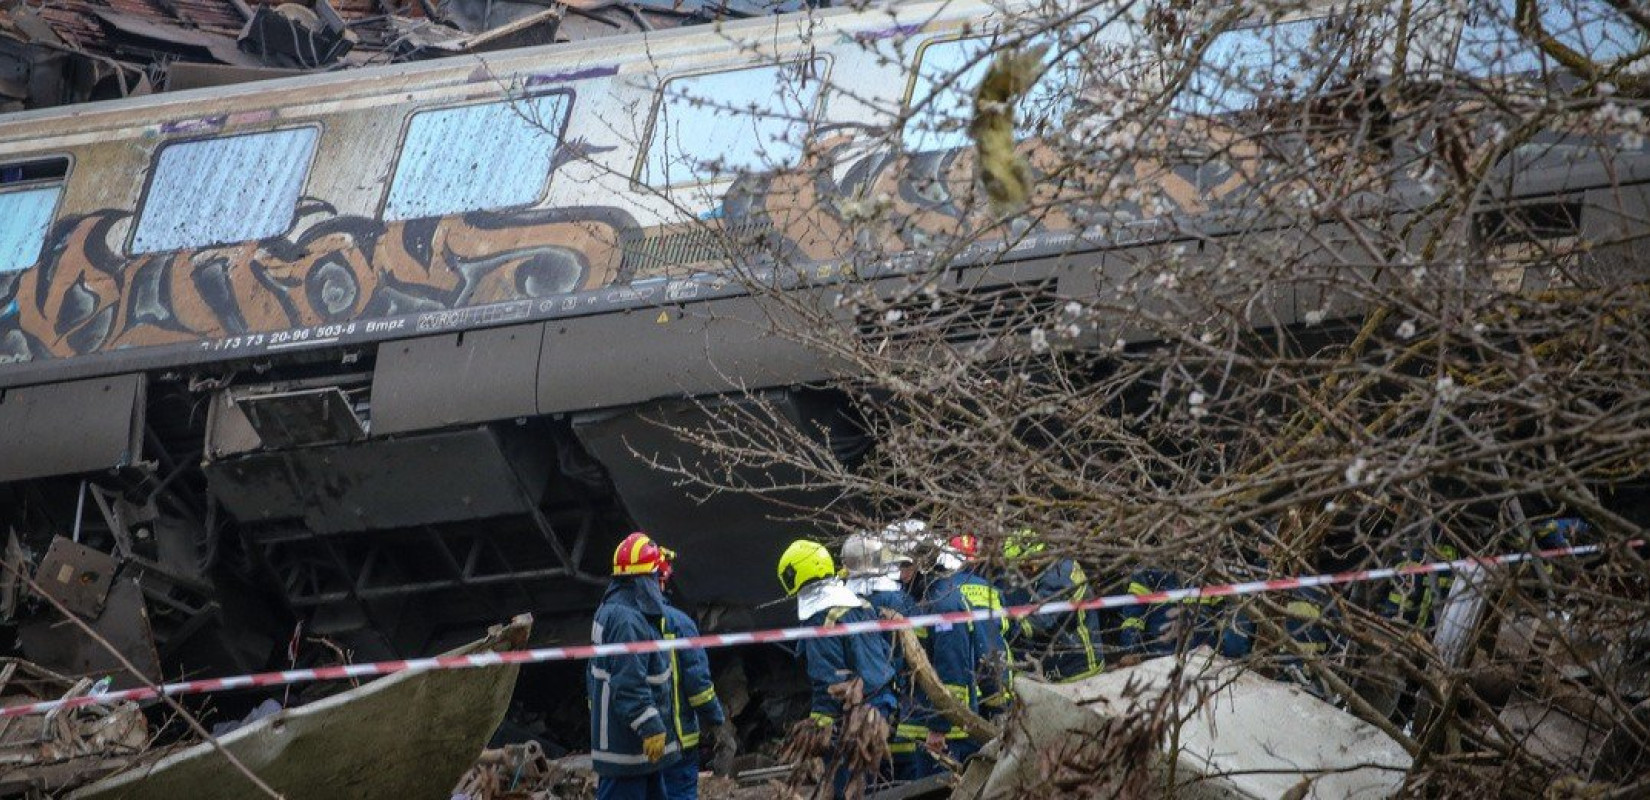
[914,534,992,762]
[941,534,1013,718]
[1381,538,1460,634]
[998,533,1104,682]
[1117,568,1251,662]
[840,531,931,780]
[777,539,898,798]
[589,532,680,800]
[656,549,732,799]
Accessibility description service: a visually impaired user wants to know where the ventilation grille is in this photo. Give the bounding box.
[857,279,1060,348]
[620,220,775,274]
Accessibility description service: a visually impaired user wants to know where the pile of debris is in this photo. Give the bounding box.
[451,742,594,800]
[0,0,792,112]
[0,616,531,799]
[0,659,150,796]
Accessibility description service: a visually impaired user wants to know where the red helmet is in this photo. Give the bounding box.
[613,532,674,577]
[948,534,981,559]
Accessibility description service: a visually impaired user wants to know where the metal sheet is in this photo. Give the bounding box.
[33,537,117,618]
[538,295,841,415]
[235,386,365,448]
[18,578,162,689]
[371,323,544,436]
[0,374,144,483]
[572,394,849,611]
[72,616,530,800]
[207,425,553,533]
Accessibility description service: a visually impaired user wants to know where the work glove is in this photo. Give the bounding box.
[642,732,667,762]
[711,721,738,777]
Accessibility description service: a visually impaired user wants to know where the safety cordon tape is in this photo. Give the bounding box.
[2,539,1642,719]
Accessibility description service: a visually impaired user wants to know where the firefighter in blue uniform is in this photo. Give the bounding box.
[999,533,1105,682]
[841,530,934,780]
[656,548,731,800]
[589,532,682,800]
[777,539,898,798]
[939,534,1013,719]
[1117,568,1251,661]
[915,534,995,762]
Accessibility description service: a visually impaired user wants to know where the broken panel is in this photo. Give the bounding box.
[33,537,117,619]
[235,387,365,449]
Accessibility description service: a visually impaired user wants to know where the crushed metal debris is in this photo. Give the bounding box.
[0,0,792,111]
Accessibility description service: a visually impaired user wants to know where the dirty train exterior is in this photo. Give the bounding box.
[0,0,1098,382]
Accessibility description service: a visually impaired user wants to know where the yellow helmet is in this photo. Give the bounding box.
[777,540,836,597]
[1003,529,1046,562]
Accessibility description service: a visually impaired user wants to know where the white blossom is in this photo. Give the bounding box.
[1188,390,1207,419]
[1304,308,1326,326]
[1029,327,1049,353]
[1396,320,1416,339]
[1345,457,1368,484]
[1436,374,1461,403]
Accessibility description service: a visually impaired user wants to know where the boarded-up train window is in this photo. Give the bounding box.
[0,156,69,273]
[384,94,571,222]
[131,127,319,255]
[642,60,827,188]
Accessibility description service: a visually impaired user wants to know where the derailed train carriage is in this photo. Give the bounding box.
[0,0,1646,680]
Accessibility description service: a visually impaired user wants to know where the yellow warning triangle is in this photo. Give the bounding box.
[655,310,670,324]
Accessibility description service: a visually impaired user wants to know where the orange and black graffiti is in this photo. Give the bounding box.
[0,200,635,362]
[0,128,1273,367]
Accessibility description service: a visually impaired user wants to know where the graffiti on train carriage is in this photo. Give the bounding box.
[0,114,1260,368]
[0,201,637,362]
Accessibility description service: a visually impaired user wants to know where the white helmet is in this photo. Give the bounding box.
[841,532,888,577]
[878,519,928,562]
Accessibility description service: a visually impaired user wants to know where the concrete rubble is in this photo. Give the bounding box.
[954,649,1413,800]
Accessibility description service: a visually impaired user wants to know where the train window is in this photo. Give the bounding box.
[1175,17,1348,115]
[384,93,571,221]
[642,59,827,187]
[903,34,1082,154]
[0,156,69,274]
[1455,0,1644,78]
[130,127,319,255]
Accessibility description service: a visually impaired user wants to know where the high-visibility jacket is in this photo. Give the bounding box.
[588,576,681,777]
[798,601,898,725]
[952,569,1012,711]
[1382,545,1458,630]
[916,570,981,737]
[1278,585,1342,665]
[851,583,934,754]
[661,604,726,750]
[1117,569,1251,659]
[1001,559,1104,682]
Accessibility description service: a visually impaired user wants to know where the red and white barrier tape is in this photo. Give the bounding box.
[3,540,1639,719]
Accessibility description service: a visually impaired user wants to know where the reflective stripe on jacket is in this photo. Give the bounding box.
[661,604,725,750]
[1003,559,1104,682]
[919,571,982,734]
[797,602,898,724]
[588,576,682,777]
